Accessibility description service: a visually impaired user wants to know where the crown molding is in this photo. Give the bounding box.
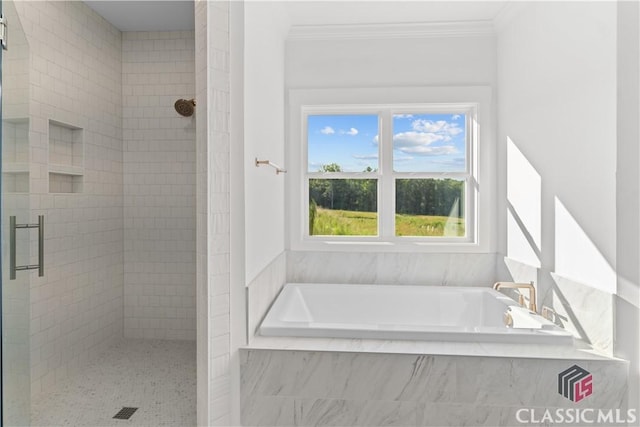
[287,20,496,41]
[492,1,528,32]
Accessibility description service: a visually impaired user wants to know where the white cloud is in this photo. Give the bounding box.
[431,157,465,166]
[452,114,461,120]
[398,145,457,156]
[393,131,458,156]
[373,135,379,144]
[400,145,457,156]
[411,119,463,136]
[320,126,335,135]
[352,154,379,160]
[395,114,414,119]
[339,128,359,136]
[394,131,445,147]
[394,156,414,162]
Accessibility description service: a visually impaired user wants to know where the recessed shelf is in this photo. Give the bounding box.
[49,164,84,176]
[3,172,29,193]
[2,118,30,193]
[49,173,83,194]
[49,120,83,167]
[2,119,29,163]
[3,162,30,174]
[3,117,29,124]
[48,120,84,194]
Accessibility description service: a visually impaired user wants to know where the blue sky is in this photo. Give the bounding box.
[307,113,466,173]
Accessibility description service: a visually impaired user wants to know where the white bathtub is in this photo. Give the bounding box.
[259,283,574,345]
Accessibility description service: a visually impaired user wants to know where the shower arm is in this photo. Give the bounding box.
[255,158,286,174]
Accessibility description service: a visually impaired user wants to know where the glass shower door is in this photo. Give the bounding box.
[1,0,32,424]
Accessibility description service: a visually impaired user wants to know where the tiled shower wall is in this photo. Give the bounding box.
[122,31,197,340]
[12,2,199,398]
[14,1,124,397]
[195,0,232,423]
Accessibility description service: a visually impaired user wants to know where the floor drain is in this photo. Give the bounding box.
[113,407,138,420]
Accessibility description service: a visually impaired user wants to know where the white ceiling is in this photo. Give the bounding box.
[285,1,509,26]
[83,1,195,31]
[83,1,508,32]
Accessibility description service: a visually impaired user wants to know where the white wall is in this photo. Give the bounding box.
[122,31,196,341]
[496,2,617,351]
[244,2,290,283]
[235,3,291,422]
[616,0,640,412]
[286,33,495,89]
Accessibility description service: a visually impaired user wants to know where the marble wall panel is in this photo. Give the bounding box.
[287,252,498,287]
[240,348,629,427]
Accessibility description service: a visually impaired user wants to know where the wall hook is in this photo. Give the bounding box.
[255,158,286,174]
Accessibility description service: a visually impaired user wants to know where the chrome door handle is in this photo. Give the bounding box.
[9,215,44,279]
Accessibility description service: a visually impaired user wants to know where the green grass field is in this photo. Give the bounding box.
[310,208,465,237]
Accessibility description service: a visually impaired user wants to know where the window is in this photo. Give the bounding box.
[307,114,380,236]
[288,87,493,252]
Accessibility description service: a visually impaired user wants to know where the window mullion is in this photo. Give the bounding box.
[380,110,394,238]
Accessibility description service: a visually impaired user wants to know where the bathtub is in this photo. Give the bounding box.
[259,283,574,345]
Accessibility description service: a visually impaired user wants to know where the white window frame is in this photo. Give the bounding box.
[287,87,494,253]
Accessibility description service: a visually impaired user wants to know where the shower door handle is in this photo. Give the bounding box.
[10,215,44,280]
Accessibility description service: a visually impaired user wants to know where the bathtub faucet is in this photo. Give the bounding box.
[493,282,537,313]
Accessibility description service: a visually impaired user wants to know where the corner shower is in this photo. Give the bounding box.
[1,0,197,425]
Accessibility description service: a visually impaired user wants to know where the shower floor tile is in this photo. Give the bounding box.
[31,339,196,427]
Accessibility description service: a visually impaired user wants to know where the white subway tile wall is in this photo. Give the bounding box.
[122,31,197,341]
[195,1,232,424]
[194,3,211,424]
[13,1,124,398]
[208,3,232,424]
[11,1,200,399]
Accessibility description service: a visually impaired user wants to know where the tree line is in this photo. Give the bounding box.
[309,163,464,217]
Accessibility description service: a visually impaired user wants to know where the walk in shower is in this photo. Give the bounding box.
[1,1,197,424]
[2,1,33,422]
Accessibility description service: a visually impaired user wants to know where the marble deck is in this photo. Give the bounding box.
[249,335,616,361]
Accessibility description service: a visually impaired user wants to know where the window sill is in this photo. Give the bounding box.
[291,238,490,253]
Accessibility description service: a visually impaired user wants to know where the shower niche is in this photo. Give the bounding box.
[48,120,84,193]
[2,118,30,193]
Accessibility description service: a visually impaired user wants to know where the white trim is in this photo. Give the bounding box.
[380,110,394,238]
[229,1,245,425]
[492,2,528,33]
[287,86,495,254]
[287,21,496,41]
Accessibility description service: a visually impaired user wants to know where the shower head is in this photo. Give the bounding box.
[174,98,196,117]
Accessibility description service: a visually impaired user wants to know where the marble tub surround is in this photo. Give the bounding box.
[247,336,615,361]
[548,273,614,354]
[287,251,498,287]
[240,348,628,427]
[246,251,287,341]
[499,257,615,355]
